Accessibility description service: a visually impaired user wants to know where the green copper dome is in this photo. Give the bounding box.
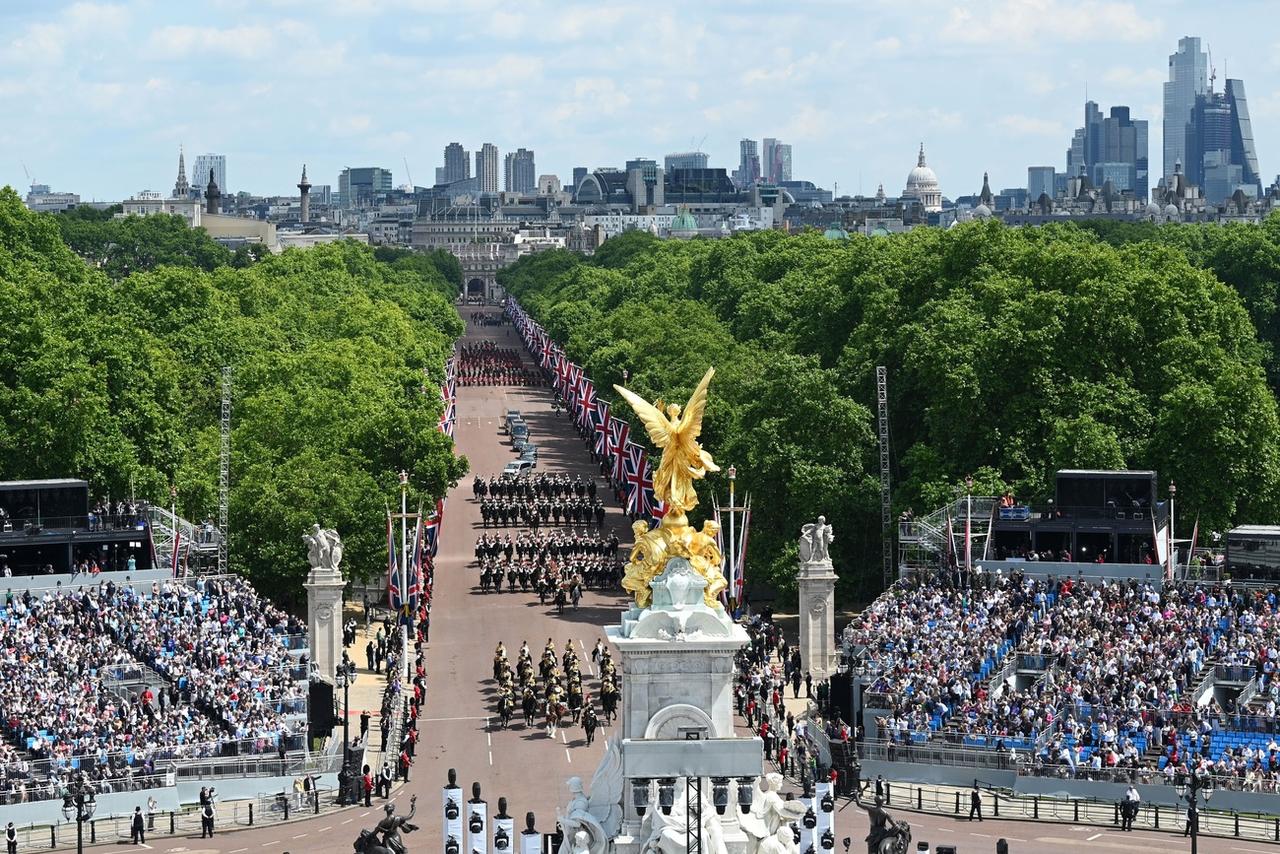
[671,209,698,233]
[823,222,849,240]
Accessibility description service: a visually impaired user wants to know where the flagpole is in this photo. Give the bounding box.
[727,465,737,613]
[399,469,410,684]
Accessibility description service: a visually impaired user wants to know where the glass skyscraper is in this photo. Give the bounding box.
[1163,36,1208,181]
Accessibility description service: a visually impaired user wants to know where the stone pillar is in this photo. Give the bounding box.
[304,564,345,685]
[798,556,838,680]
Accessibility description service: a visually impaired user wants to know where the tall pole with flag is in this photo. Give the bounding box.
[399,470,410,683]
[964,475,974,579]
[727,466,737,612]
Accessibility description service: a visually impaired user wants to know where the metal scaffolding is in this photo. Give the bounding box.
[876,366,893,588]
[218,366,231,575]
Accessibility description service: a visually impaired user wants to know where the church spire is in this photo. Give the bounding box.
[173,144,190,198]
[918,142,927,167]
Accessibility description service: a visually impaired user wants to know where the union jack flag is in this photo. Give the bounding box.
[624,441,650,515]
[608,418,630,483]
[593,400,610,456]
[407,513,424,610]
[576,378,595,427]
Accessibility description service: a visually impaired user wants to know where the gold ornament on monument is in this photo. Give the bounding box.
[614,367,728,610]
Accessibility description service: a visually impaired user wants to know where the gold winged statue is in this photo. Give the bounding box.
[614,367,727,611]
[612,367,719,516]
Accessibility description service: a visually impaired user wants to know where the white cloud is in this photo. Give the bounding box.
[329,114,372,135]
[872,36,901,57]
[552,77,631,122]
[148,24,278,59]
[941,1,1155,47]
[4,2,128,64]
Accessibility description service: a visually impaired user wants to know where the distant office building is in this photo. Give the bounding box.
[734,139,761,189]
[1164,36,1209,182]
[664,151,709,171]
[503,148,536,193]
[442,142,470,184]
[572,166,588,188]
[475,143,499,194]
[762,138,792,184]
[192,154,227,199]
[1186,78,1263,203]
[536,175,561,195]
[24,184,79,212]
[1065,101,1148,199]
[1028,166,1056,202]
[338,167,393,208]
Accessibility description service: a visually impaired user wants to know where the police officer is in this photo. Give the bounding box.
[968,784,983,822]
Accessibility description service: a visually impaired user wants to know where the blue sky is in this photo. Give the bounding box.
[2,0,1277,201]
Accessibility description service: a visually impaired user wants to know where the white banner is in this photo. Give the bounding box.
[467,800,489,854]
[493,817,515,854]
[443,786,464,854]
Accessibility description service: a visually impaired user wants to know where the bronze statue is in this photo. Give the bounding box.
[355,794,418,854]
[857,795,910,854]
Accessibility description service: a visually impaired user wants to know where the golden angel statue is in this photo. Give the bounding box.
[613,367,719,515]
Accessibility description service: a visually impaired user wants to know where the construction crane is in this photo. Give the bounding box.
[403,156,414,187]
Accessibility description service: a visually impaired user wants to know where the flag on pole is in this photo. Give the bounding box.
[407,511,424,610]
[593,400,610,456]
[1186,516,1200,576]
[171,527,182,577]
[624,441,648,515]
[609,419,630,484]
[735,495,752,602]
[387,513,402,611]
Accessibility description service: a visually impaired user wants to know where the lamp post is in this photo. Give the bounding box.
[1176,767,1212,854]
[336,652,358,804]
[60,774,96,854]
[398,469,410,683]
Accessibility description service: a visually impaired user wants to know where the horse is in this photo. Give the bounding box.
[545,700,568,739]
[522,692,537,727]
[497,694,513,729]
[601,690,618,725]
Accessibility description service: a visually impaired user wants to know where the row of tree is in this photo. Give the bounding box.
[0,188,467,604]
[498,222,1280,603]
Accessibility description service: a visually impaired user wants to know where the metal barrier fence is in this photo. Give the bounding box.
[4,786,344,851]
[874,779,1280,845]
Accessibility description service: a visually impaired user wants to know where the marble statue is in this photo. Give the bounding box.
[556,738,623,854]
[798,516,834,564]
[637,780,727,854]
[740,775,807,854]
[304,524,343,571]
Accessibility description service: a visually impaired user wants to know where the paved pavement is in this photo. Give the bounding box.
[65,308,1269,854]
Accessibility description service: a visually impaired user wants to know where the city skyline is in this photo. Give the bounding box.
[3,1,1279,201]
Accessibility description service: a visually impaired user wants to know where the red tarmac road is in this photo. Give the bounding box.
[77,310,1258,854]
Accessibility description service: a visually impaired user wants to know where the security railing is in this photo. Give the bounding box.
[868,778,1280,845]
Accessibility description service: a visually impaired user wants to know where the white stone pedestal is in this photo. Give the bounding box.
[797,558,838,680]
[304,564,345,684]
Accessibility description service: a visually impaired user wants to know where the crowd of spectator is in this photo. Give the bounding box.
[457,343,542,386]
[0,575,306,804]
[845,571,1280,790]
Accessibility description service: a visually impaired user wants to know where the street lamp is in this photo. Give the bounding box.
[1176,767,1212,854]
[336,652,358,804]
[60,774,96,854]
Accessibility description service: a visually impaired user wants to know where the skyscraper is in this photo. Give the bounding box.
[762,138,778,183]
[572,167,588,189]
[192,154,227,199]
[503,148,536,193]
[1027,166,1056,201]
[1065,101,1148,199]
[1185,78,1263,203]
[442,143,470,184]
[475,143,499,194]
[1163,36,1209,182]
[734,139,760,189]
[771,142,792,183]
